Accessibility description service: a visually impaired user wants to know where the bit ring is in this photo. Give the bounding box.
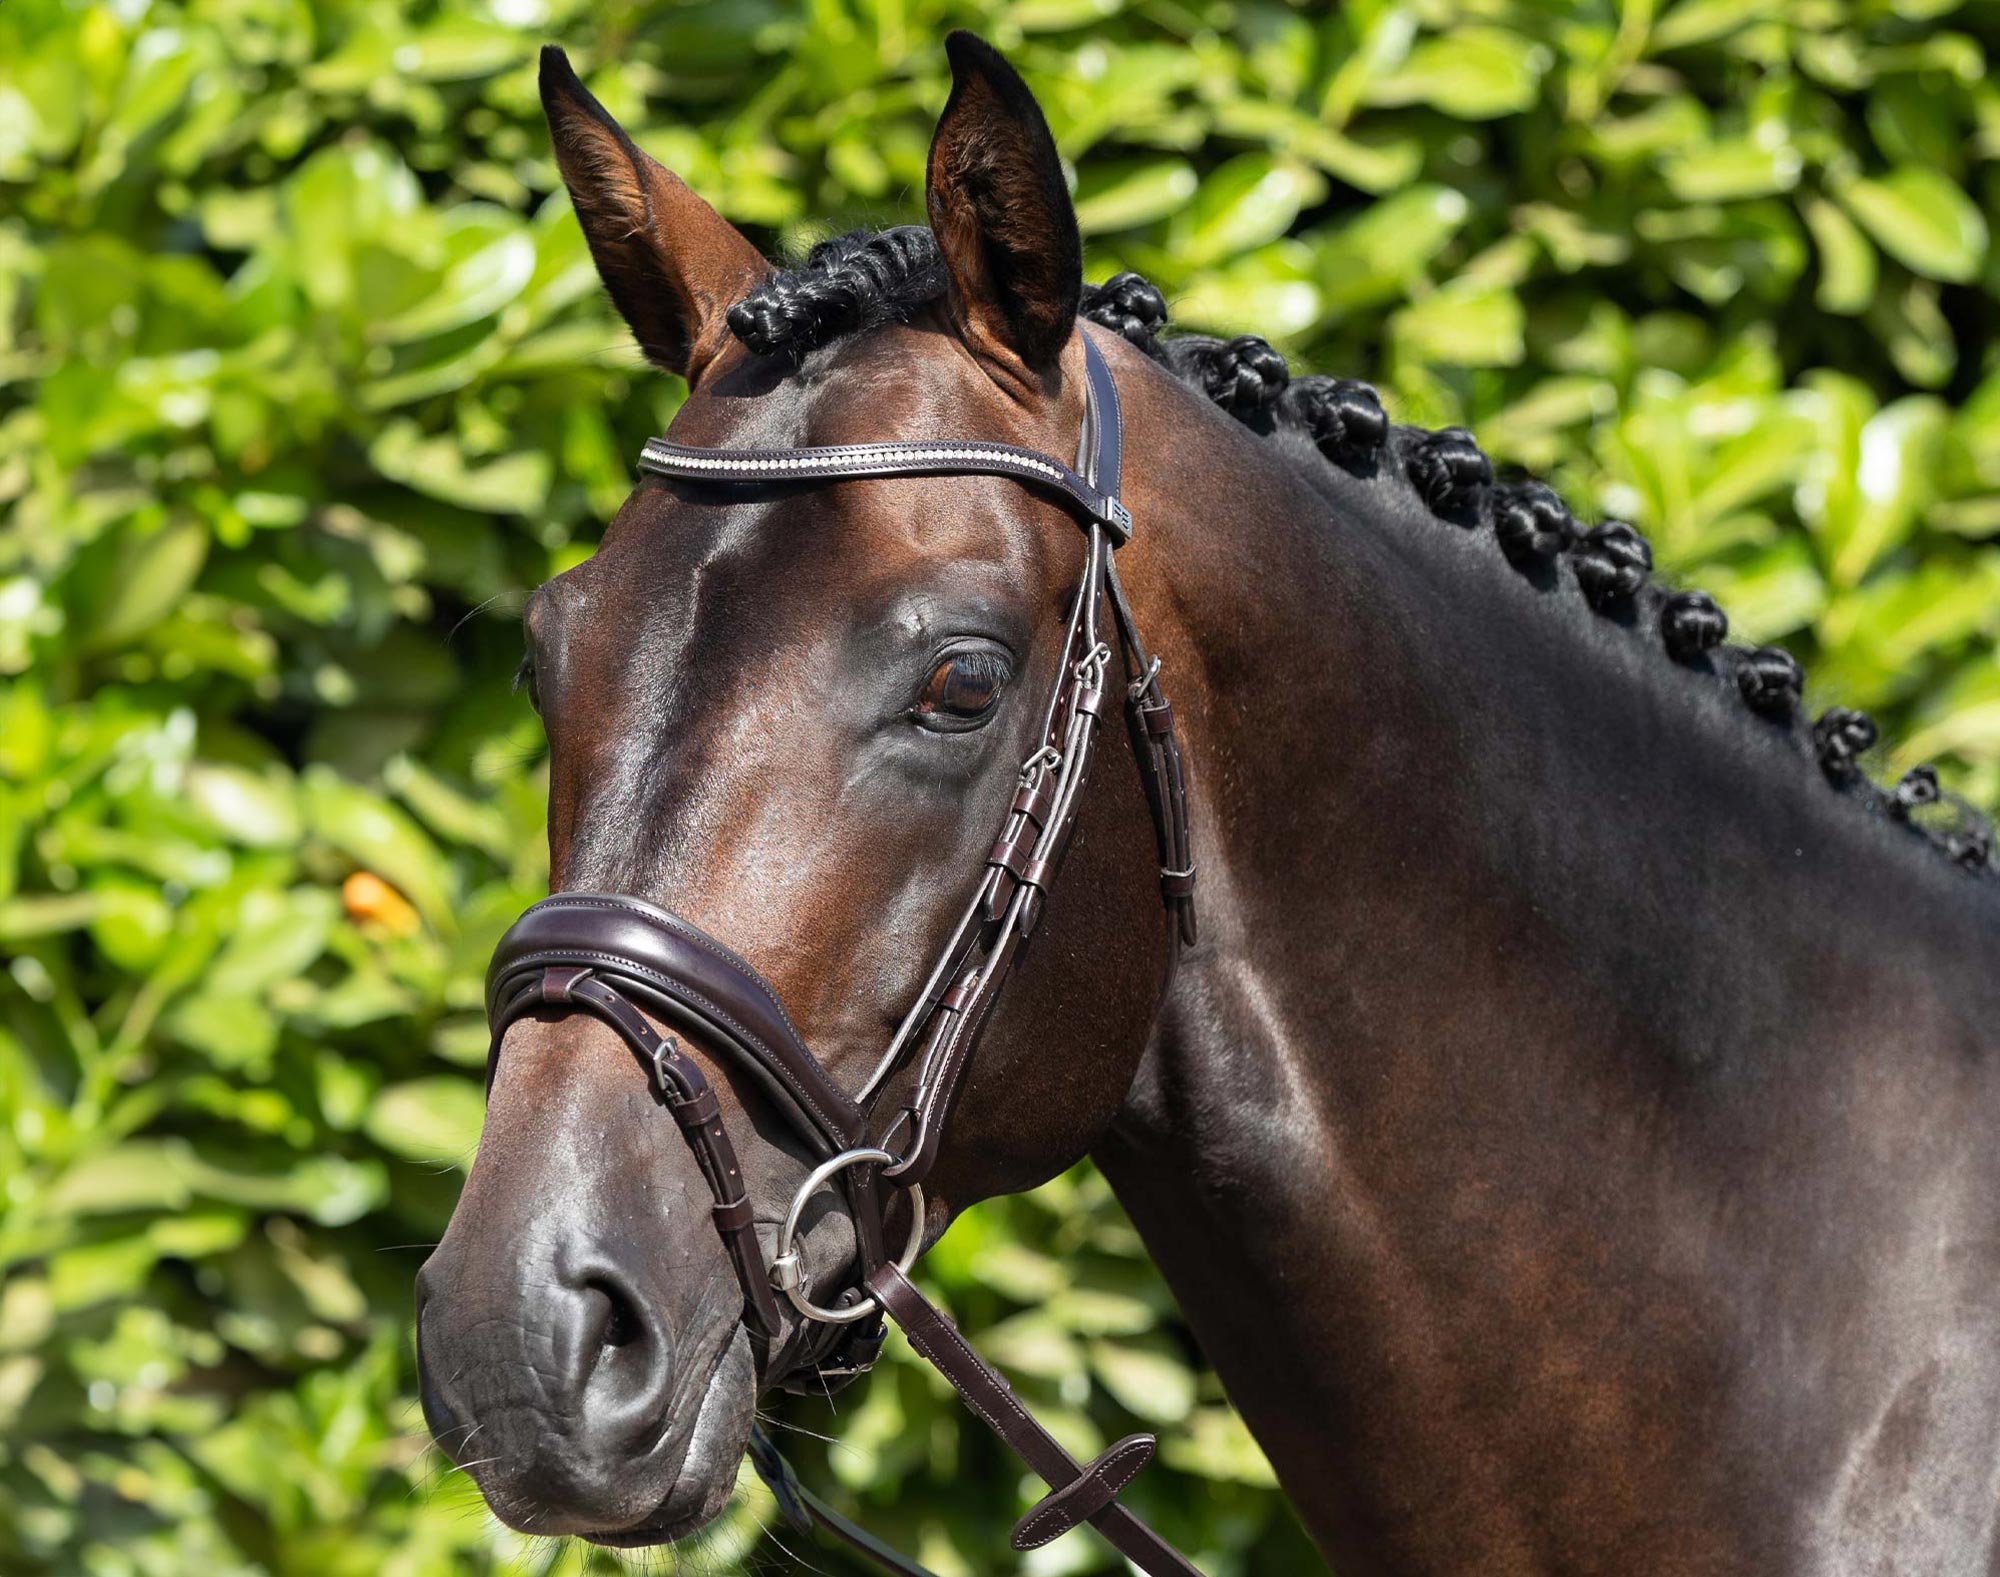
[768,1148,925,1323]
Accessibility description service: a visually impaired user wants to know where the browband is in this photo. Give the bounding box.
[636,340,1134,542]
[639,436,1133,541]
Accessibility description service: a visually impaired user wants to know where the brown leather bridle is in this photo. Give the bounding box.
[484,330,1202,1575]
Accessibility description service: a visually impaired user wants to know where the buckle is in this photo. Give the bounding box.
[1075,642,1112,690]
[1019,745,1063,787]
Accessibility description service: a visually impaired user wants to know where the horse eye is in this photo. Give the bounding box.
[515,654,541,714]
[913,648,1010,727]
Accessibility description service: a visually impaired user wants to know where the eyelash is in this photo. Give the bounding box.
[912,645,1012,731]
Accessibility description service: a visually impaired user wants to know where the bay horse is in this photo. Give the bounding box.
[416,31,2000,1575]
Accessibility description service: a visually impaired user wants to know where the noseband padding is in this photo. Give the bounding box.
[487,892,865,1155]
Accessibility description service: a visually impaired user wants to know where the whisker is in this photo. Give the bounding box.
[448,589,527,646]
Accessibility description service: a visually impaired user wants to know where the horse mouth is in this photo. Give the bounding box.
[582,1324,756,1548]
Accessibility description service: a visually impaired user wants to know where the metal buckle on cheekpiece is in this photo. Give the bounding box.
[1021,744,1062,783]
[768,1148,925,1324]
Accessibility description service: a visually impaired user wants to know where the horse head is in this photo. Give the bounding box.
[415,35,1181,1545]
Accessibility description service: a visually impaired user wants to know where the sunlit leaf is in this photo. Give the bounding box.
[1363,27,1550,119]
[1836,166,1989,283]
[365,1079,486,1169]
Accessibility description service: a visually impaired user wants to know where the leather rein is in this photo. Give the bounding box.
[484,330,1202,1575]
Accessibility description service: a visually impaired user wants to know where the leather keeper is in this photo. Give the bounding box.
[1020,855,1056,892]
[1011,778,1056,828]
[1075,683,1106,719]
[710,1195,755,1233]
[1010,1434,1158,1550]
[540,964,592,1003]
[986,833,1033,879]
[670,1086,722,1125]
[1136,697,1176,736]
[1160,867,1197,899]
[939,973,981,1013]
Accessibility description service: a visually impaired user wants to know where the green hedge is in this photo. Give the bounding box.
[3,0,1997,1572]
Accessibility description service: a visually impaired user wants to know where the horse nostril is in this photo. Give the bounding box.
[582,1274,648,1355]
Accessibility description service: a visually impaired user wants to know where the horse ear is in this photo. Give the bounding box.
[925,32,1082,380]
[538,46,767,381]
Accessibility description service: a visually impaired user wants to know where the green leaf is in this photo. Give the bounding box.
[73,516,209,652]
[1363,28,1551,119]
[207,887,338,997]
[1662,137,1801,202]
[1318,186,1470,312]
[1869,279,1956,390]
[45,1141,195,1216]
[1836,166,1988,283]
[86,879,174,972]
[1161,1406,1279,1487]
[1089,1339,1195,1424]
[1171,156,1321,269]
[368,420,552,515]
[1170,246,1322,338]
[184,762,301,849]
[1073,161,1199,236]
[1695,536,1828,642]
[1391,283,1525,367]
[1801,196,1877,315]
[366,1078,484,1167]
[1799,376,1950,587]
[300,767,455,930]
[162,992,280,1071]
[372,210,535,344]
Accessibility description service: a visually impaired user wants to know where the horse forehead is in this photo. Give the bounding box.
[680,324,1024,444]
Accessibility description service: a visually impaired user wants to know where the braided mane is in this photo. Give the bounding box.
[726,227,1995,879]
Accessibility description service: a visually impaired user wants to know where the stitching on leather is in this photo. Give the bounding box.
[884,1284,1035,1452]
[1014,1439,1149,1544]
[545,896,817,1053]
[508,897,813,1067]
[899,1326,1016,1442]
[495,944,850,1141]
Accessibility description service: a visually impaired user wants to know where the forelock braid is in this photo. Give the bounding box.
[1737,645,1804,718]
[727,226,946,357]
[1570,522,1653,611]
[1812,707,1878,785]
[1659,590,1727,663]
[1891,765,1941,819]
[1947,816,1994,872]
[1491,482,1574,568]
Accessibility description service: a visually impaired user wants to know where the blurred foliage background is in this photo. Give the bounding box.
[4,0,1999,1571]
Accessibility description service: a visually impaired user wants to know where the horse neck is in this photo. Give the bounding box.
[1093,372,2000,1568]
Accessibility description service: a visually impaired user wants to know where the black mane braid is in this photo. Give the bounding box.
[727,227,946,357]
[725,227,1993,878]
